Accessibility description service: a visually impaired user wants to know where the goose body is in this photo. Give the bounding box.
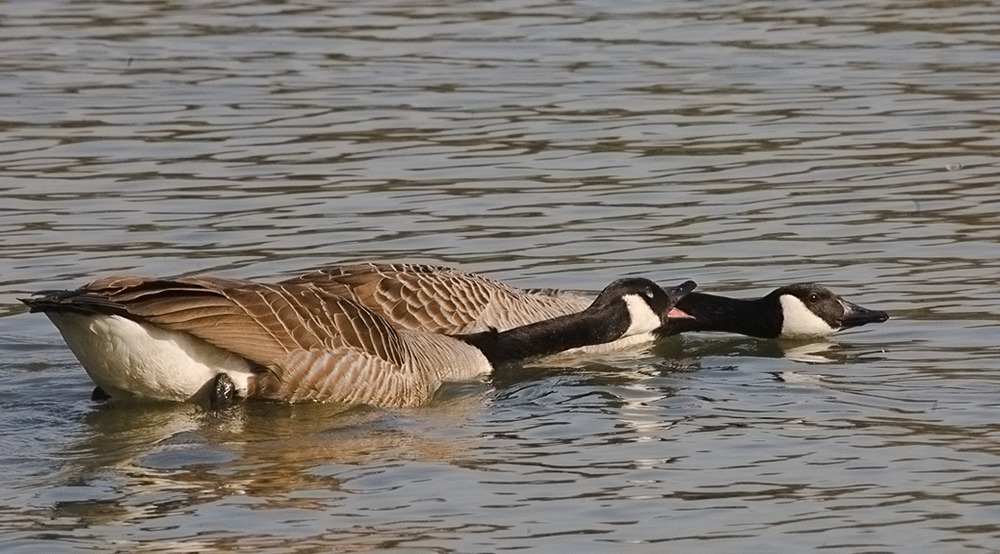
[284,263,888,341]
[22,274,694,407]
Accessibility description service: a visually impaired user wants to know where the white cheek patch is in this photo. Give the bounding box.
[779,295,836,338]
[622,294,664,336]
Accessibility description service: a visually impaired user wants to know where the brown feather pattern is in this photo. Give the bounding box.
[73,274,491,407]
[283,263,592,335]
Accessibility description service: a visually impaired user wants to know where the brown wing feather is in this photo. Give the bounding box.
[79,275,407,368]
[282,263,533,333]
[252,348,433,406]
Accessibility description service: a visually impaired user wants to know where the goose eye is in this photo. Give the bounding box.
[807,293,820,303]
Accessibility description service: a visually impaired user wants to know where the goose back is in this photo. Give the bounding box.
[284,263,592,334]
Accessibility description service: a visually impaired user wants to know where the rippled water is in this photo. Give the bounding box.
[3,0,1000,551]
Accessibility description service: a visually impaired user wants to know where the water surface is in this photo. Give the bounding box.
[2,0,1000,551]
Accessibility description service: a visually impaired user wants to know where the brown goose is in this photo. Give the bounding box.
[21,275,695,407]
[283,263,888,342]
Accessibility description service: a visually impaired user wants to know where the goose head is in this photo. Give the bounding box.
[666,283,888,339]
[770,283,889,338]
[589,277,698,338]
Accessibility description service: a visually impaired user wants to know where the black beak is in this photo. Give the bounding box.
[838,299,889,330]
[662,280,697,324]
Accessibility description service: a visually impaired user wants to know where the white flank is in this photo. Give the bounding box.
[622,294,664,336]
[562,332,658,355]
[778,295,836,338]
[45,312,254,402]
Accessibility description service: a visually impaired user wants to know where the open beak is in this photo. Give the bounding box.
[666,306,694,320]
[838,298,889,330]
[662,280,697,325]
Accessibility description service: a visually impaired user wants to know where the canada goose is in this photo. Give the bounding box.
[283,263,888,342]
[21,275,695,407]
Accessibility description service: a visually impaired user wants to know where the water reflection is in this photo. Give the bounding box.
[36,395,490,541]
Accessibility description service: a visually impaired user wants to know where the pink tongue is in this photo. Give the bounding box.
[667,307,693,319]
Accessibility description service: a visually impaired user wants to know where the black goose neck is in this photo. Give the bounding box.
[666,291,782,339]
[460,304,630,368]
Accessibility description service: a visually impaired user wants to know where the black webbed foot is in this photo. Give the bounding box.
[209,373,237,409]
[91,386,111,402]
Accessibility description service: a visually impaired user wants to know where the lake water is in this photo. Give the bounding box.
[2,0,1000,551]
